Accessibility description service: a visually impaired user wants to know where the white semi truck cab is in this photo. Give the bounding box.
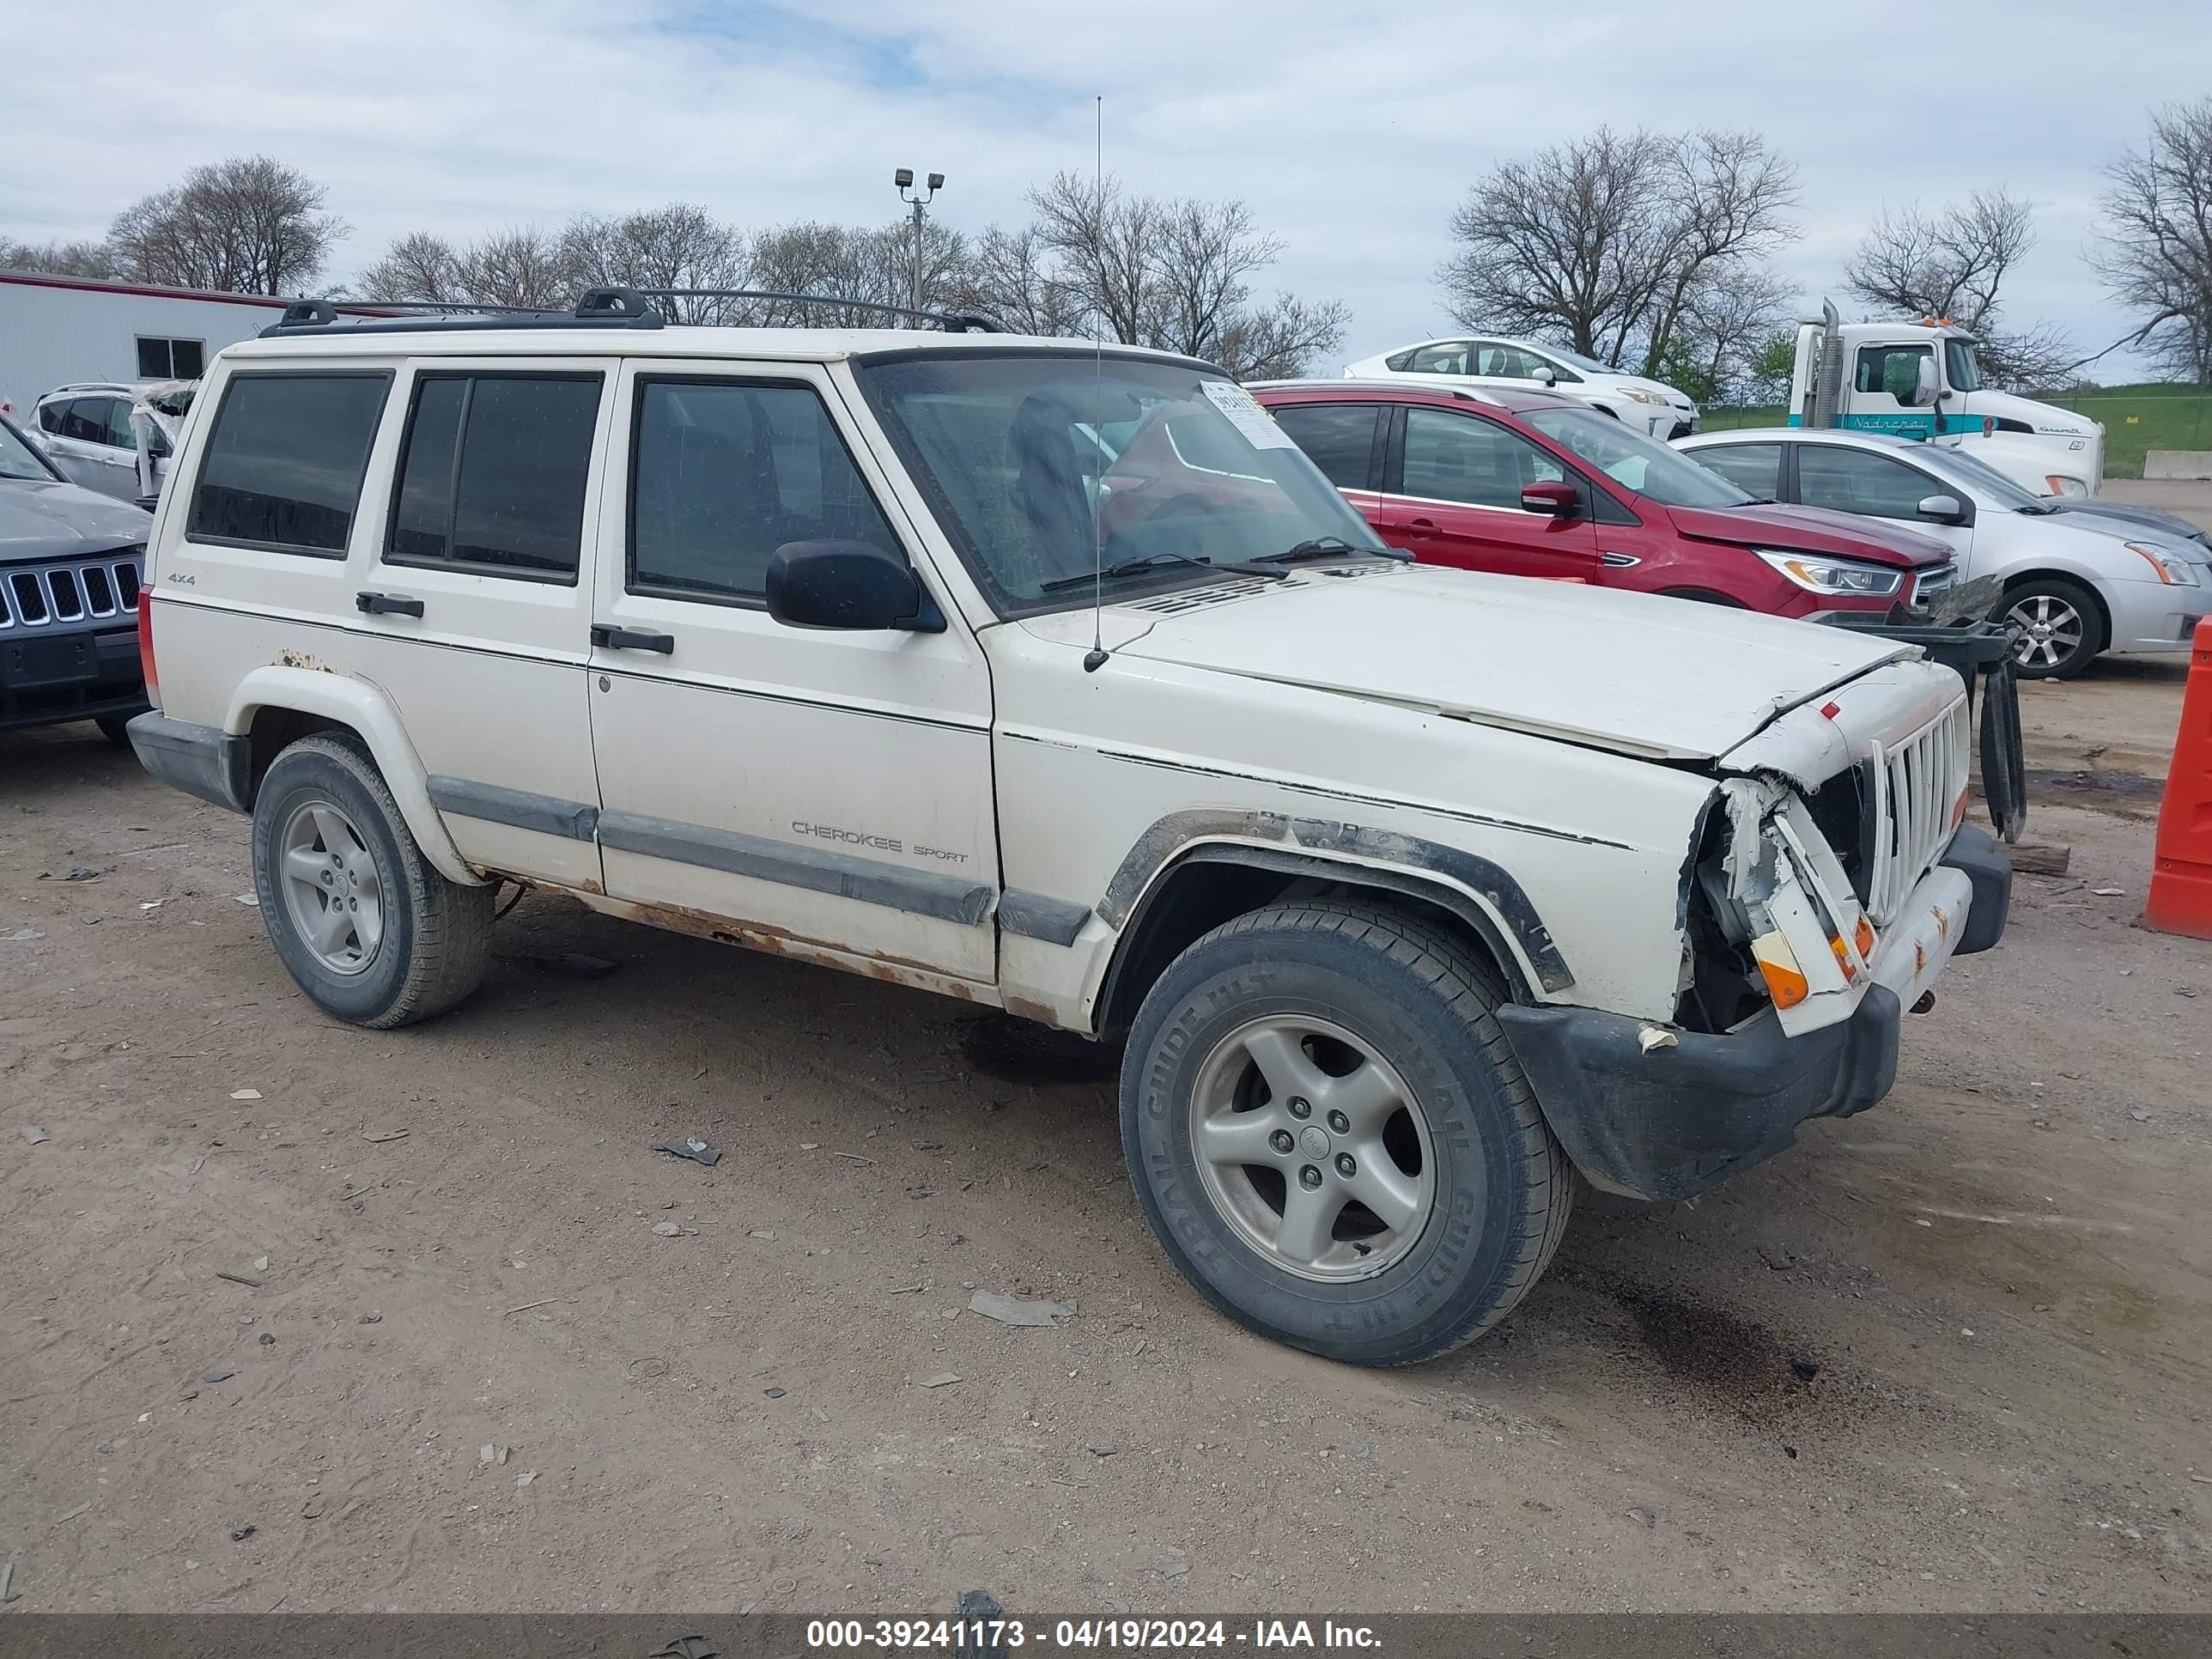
[1790,302,2104,497]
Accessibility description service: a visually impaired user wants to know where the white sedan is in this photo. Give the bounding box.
[1343,336,1699,441]
[1678,427,2211,678]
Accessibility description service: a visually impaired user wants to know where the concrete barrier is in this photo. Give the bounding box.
[2145,449,2212,481]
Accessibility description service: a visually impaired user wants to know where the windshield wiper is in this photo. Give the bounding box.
[1255,535,1408,565]
[1037,550,1286,592]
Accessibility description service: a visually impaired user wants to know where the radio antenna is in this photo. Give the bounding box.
[1082,93,1109,673]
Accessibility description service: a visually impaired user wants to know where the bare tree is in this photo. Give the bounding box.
[1436,127,1796,374]
[1016,173,1346,376]
[356,231,464,304]
[1843,189,2070,387]
[0,237,119,278]
[560,204,748,322]
[356,225,574,310]
[1662,265,1798,404]
[951,224,1089,337]
[107,156,346,295]
[2094,98,2212,384]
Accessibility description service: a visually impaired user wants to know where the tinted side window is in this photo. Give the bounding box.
[1401,408,1559,509]
[38,400,65,434]
[1268,403,1381,489]
[630,380,902,603]
[1797,445,1939,519]
[188,373,391,555]
[1694,442,1782,499]
[386,374,601,580]
[60,398,114,444]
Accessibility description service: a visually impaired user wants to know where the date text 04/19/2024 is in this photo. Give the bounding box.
[803,1620,1382,1650]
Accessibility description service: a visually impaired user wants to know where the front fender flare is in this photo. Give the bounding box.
[1089,809,1575,1030]
[223,665,481,886]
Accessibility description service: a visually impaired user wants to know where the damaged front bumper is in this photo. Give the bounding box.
[1498,827,2008,1201]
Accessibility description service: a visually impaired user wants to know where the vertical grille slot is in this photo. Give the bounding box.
[115,562,141,608]
[82,566,117,615]
[46,568,85,621]
[1866,698,1971,924]
[9,570,46,623]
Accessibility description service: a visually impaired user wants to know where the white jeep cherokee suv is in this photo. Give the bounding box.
[127,289,2011,1365]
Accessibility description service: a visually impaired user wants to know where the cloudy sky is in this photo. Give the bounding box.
[4,0,2206,378]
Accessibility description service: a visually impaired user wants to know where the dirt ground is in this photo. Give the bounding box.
[4,586,2209,1614]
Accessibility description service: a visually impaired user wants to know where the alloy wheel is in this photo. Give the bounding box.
[1187,1014,1437,1281]
[276,799,384,975]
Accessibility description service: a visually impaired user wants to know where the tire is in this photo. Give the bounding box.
[251,732,495,1029]
[95,713,135,747]
[1121,900,1573,1365]
[2000,575,2105,680]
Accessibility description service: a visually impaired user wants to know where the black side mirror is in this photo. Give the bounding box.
[765,540,945,633]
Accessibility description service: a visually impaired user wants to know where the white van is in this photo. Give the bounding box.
[126,289,2010,1364]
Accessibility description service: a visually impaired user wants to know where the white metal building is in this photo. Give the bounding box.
[0,271,386,417]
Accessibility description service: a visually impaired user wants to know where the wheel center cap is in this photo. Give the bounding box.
[1298,1124,1331,1158]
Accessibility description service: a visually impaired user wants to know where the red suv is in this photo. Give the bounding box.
[1250,381,1955,617]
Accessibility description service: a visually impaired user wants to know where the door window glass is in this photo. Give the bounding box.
[1796,445,1942,518]
[60,398,117,445]
[1267,403,1382,489]
[386,374,601,580]
[629,379,902,603]
[1401,408,1558,508]
[1691,442,1783,500]
[187,373,392,556]
[1404,342,1471,374]
[1854,344,1935,403]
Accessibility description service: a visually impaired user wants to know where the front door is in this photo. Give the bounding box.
[585,362,998,987]
[1791,441,1976,571]
[1371,404,1599,579]
[1846,343,1940,441]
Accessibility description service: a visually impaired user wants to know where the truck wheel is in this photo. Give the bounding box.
[95,713,136,747]
[1121,901,1573,1365]
[2001,576,2105,679]
[251,733,494,1029]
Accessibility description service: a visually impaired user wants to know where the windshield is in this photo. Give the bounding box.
[1944,338,1982,392]
[1922,442,2045,510]
[1522,407,1753,507]
[0,416,61,483]
[859,354,1384,612]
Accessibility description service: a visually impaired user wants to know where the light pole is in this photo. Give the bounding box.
[894,168,944,315]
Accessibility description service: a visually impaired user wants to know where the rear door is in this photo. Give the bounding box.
[343,358,611,890]
[1371,404,1599,579]
[1264,399,1387,522]
[46,397,138,498]
[583,360,998,986]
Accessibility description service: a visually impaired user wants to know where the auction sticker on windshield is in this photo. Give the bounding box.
[1200,379,1297,448]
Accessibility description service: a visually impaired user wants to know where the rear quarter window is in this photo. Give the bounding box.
[187,372,392,556]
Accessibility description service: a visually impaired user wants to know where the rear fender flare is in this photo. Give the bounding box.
[223,665,481,886]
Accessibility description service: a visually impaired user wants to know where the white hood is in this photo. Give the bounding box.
[1026,564,1911,761]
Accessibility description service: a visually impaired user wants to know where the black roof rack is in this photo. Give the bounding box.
[258,286,1003,339]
